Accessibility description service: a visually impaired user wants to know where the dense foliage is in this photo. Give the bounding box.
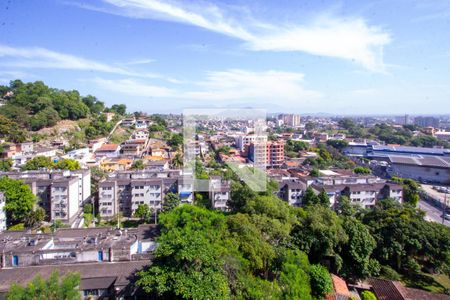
[21,156,80,171]
[0,80,126,144]
[7,271,80,300]
[137,179,450,298]
[0,177,36,226]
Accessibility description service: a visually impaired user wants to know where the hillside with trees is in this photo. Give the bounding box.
[0,80,127,144]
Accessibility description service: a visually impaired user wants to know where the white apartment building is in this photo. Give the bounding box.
[51,177,80,223]
[209,177,231,211]
[235,134,267,151]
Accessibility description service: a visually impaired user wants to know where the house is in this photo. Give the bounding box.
[121,140,147,157]
[135,119,148,129]
[100,158,133,172]
[132,129,149,140]
[95,144,121,158]
[0,144,17,158]
[121,118,136,127]
[103,112,115,122]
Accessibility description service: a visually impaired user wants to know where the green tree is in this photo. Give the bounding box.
[302,186,320,206]
[0,177,36,226]
[24,207,45,229]
[326,139,349,151]
[362,199,450,273]
[354,166,371,175]
[361,290,377,300]
[163,192,180,211]
[402,179,420,207]
[0,158,13,171]
[131,159,145,170]
[340,217,378,280]
[310,168,320,177]
[228,181,257,213]
[317,190,330,207]
[309,264,333,299]
[55,159,81,170]
[110,104,127,115]
[167,133,183,149]
[83,203,93,215]
[21,156,54,170]
[134,204,152,222]
[291,205,348,265]
[137,205,232,299]
[279,250,313,300]
[7,271,80,300]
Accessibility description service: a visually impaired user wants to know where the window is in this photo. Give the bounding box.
[83,289,99,296]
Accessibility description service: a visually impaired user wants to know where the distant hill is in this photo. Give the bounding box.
[0,79,126,143]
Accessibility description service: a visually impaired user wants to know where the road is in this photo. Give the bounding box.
[106,119,123,142]
[418,200,450,227]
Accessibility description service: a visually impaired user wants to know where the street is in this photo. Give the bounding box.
[418,200,450,227]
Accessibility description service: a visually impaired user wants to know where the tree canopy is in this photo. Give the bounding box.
[7,271,80,300]
[0,177,36,227]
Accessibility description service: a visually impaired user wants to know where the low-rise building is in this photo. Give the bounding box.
[388,155,450,184]
[95,144,121,158]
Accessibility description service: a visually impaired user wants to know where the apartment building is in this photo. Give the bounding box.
[309,175,403,208]
[209,176,231,211]
[98,170,184,219]
[0,193,6,231]
[279,114,301,127]
[235,134,267,151]
[50,177,80,223]
[267,141,285,168]
[248,141,285,168]
[0,169,91,224]
[98,170,230,219]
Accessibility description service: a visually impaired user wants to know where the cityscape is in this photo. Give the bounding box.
[0,1,450,300]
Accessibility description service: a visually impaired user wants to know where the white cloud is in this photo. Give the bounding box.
[0,44,133,75]
[89,0,391,71]
[89,69,322,106]
[184,69,321,102]
[90,77,174,97]
[0,44,178,81]
[120,58,155,65]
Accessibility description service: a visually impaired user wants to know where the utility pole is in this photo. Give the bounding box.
[92,198,95,227]
[442,191,448,225]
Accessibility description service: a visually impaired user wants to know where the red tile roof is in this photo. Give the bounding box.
[97,144,119,152]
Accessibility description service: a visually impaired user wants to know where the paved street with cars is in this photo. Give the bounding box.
[419,184,450,227]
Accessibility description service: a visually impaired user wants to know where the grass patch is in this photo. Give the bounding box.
[402,272,450,294]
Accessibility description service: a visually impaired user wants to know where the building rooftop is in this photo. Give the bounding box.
[96,144,120,152]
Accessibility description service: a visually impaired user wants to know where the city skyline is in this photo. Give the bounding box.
[1,0,450,114]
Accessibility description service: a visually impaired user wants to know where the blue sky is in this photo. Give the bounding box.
[0,0,449,114]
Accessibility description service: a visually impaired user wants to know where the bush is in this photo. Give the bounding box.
[380,265,401,281]
[310,264,333,299]
[361,290,377,300]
